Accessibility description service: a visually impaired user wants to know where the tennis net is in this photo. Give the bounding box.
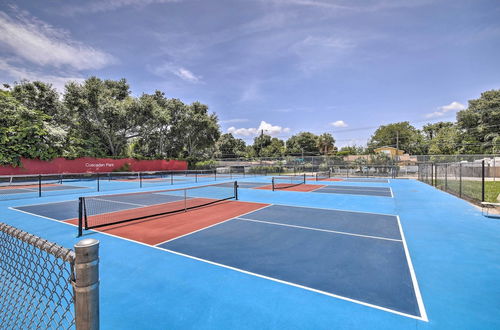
[78,181,238,236]
[272,174,306,191]
[316,170,331,181]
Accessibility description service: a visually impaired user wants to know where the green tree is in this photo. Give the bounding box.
[181,102,220,160]
[428,125,460,154]
[368,122,424,154]
[456,89,500,153]
[215,133,246,158]
[252,134,272,157]
[0,90,64,165]
[64,77,146,157]
[337,145,365,156]
[317,133,336,155]
[261,138,285,157]
[422,122,454,140]
[286,132,319,155]
[11,80,63,120]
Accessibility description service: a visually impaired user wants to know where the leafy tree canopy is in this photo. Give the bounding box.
[368,122,424,154]
[457,89,500,153]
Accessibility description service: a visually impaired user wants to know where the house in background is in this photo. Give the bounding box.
[373,146,405,157]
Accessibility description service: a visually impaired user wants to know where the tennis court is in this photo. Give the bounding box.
[2,175,500,329]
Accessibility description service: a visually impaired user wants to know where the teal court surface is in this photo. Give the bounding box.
[1,175,499,329]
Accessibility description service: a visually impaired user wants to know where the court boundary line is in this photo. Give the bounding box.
[315,186,391,192]
[8,202,426,321]
[342,178,390,183]
[396,215,428,321]
[267,202,398,217]
[307,184,328,192]
[157,247,426,322]
[313,189,392,197]
[153,204,273,246]
[236,217,402,242]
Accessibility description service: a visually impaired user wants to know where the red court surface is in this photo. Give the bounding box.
[66,200,268,245]
[255,184,325,192]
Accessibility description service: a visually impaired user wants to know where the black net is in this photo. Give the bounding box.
[79,181,238,234]
[272,174,306,191]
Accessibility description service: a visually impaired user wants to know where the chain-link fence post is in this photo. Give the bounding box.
[445,163,448,191]
[482,160,485,202]
[74,238,100,330]
[459,163,462,198]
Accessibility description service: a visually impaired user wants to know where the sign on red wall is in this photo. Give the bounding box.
[0,158,188,175]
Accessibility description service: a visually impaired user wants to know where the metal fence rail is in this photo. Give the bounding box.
[417,161,499,204]
[0,223,99,329]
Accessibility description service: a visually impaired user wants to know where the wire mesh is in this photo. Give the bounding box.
[0,222,76,329]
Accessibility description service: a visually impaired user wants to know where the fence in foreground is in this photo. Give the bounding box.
[0,223,99,329]
[418,161,500,204]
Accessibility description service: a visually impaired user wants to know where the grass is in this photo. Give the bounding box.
[435,179,500,203]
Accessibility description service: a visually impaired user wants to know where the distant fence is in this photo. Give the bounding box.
[418,161,500,204]
[214,154,500,167]
[0,222,99,329]
[0,157,187,175]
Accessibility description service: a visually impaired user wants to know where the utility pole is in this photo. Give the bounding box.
[396,131,399,151]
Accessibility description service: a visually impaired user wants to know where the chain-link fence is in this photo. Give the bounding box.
[0,223,99,329]
[418,160,500,204]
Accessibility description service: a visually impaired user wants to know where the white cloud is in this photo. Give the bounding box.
[0,10,114,70]
[153,63,202,83]
[228,121,290,137]
[425,101,465,119]
[331,120,348,127]
[0,59,84,92]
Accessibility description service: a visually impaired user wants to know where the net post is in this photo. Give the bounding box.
[139,172,143,188]
[482,160,485,202]
[234,181,238,200]
[303,173,306,184]
[195,172,198,183]
[272,177,275,191]
[215,170,217,181]
[78,197,83,237]
[171,172,173,185]
[38,174,42,197]
[97,173,100,192]
[184,189,187,211]
[73,238,100,330]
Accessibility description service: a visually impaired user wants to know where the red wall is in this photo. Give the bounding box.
[0,158,188,175]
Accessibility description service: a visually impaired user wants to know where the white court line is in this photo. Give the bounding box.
[91,197,148,207]
[307,185,328,192]
[396,215,428,321]
[316,190,392,197]
[236,217,402,242]
[390,187,394,198]
[317,186,391,192]
[8,204,426,321]
[8,207,78,225]
[269,202,398,217]
[154,204,273,246]
[317,188,390,194]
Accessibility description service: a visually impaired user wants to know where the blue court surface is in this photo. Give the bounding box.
[312,185,393,197]
[2,176,500,329]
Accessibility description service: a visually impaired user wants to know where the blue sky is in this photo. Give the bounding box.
[1,0,499,147]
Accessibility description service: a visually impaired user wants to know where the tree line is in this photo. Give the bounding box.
[1,77,498,167]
